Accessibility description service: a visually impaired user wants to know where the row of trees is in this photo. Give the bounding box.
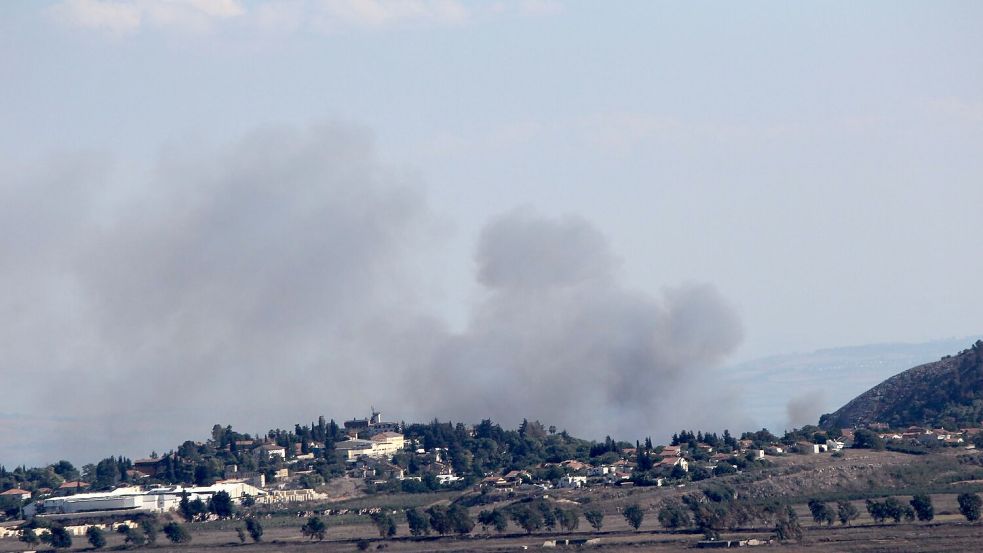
[802,493,982,529]
[306,491,983,545]
[19,517,191,550]
[297,500,640,542]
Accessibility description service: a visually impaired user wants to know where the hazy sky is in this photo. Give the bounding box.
[1,1,982,466]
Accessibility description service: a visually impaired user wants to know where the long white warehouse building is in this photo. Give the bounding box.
[24,481,265,517]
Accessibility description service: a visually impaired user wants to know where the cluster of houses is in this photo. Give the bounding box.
[1,412,412,525]
[7,414,982,533]
[872,425,979,447]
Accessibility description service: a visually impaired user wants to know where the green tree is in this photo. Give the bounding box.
[179,492,192,521]
[19,528,39,546]
[427,505,451,535]
[140,517,159,545]
[852,429,885,450]
[48,525,73,549]
[866,499,885,523]
[448,504,474,535]
[163,522,192,544]
[807,499,835,526]
[623,503,644,531]
[245,517,264,542]
[774,506,803,542]
[866,498,911,524]
[94,457,122,489]
[209,490,234,518]
[584,509,604,531]
[86,526,107,549]
[510,506,543,534]
[478,509,507,533]
[301,516,327,541]
[370,512,396,538]
[539,502,557,532]
[910,494,934,522]
[958,492,982,521]
[406,507,430,536]
[118,525,146,546]
[556,508,579,531]
[657,500,691,530]
[837,501,859,525]
[180,492,208,522]
[491,509,509,533]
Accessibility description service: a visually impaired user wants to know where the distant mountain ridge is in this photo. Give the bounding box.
[820,340,983,429]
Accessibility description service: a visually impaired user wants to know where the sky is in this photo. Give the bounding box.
[1,0,982,467]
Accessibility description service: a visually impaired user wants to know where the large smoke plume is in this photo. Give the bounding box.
[0,124,743,465]
[410,210,744,437]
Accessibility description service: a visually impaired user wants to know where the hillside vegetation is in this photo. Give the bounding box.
[821,340,983,429]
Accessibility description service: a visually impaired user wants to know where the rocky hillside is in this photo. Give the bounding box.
[820,340,983,429]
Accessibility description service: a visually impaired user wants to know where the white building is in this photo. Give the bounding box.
[336,432,406,460]
[255,444,287,461]
[336,438,376,460]
[25,482,265,518]
[370,432,405,456]
[435,474,462,485]
[557,476,588,489]
[587,466,611,477]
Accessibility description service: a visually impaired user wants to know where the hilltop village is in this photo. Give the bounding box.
[3,406,983,547]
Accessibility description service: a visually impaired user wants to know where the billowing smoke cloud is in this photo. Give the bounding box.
[1,124,434,465]
[0,124,743,466]
[409,210,744,438]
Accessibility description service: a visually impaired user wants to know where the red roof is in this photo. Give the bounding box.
[58,481,90,489]
[0,488,30,496]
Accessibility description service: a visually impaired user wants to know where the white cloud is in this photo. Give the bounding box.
[48,0,563,36]
[515,0,563,17]
[311,0,469,30]
[49,0,245,35]
[49,0,143,34]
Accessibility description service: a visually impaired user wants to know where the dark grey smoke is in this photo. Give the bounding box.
[0,125,744,466]
[786,391,828,429]
[409,209,744,438]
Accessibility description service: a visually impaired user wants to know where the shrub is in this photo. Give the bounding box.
[245,517,264,542]
[140,517,159,545]
[301,516,327,541]
[163,522,192,544]
[19,528,39,546]
[118,525,146,546]
[86,526,106,549]
[48,525,73,549]
[657,500,691,530]
[958,492,982,521]
[369,512,396,538]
